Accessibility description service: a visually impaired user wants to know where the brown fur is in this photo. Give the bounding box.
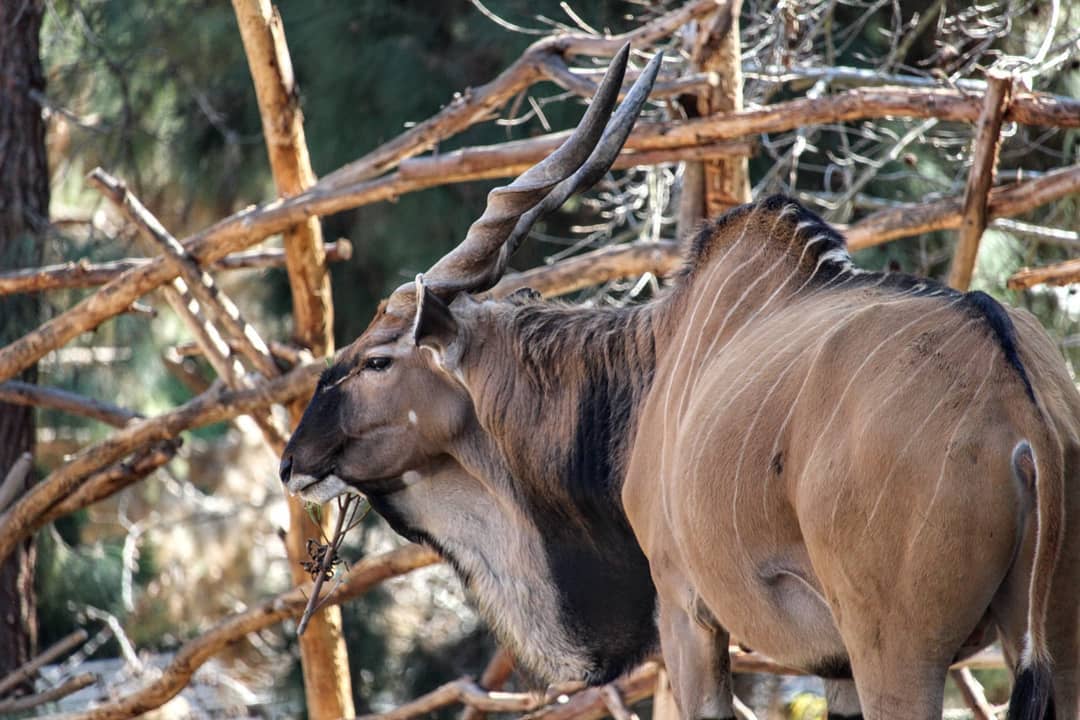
[284,196,1079,719]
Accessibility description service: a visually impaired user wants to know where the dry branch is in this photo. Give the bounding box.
[1007,258,1080,289]
[948,668,996,720]
[0,241,352,296]
[2,86,1078,387]
[0,673,96,714]
[90,168,290,454]
[0,360,322,564]
[461,647,515,720]
[318,0,720,190]
[492,240,682,298]
[948,73,1013,290]
[395,134,752,184]
[0,629,88,698]
[37,440,180,529]
[600,685,638,720]
[846,162,1080,251]
[520,663,660,720]
[65,543,439,720]
[355,679,544,720]
[89,169,279,380]
[0,380,141,428]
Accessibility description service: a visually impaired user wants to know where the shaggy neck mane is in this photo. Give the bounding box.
[462,298,660,683]
[482,300,658,529]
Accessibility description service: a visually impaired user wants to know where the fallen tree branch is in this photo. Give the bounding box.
[846,162,1080,250]
[0,360,322,564]
[64,543,440,720]
[0,241,352,296]
[948,72,1012,290]
[1007,257,1080,289]
[0,380,141,428]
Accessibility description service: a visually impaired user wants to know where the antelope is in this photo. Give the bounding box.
[281,46,1079,720]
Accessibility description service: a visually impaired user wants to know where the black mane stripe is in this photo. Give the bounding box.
[962,290,1038,404]
[687,195,1039,408]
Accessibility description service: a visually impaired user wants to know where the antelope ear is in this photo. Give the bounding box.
[412,275,459,355]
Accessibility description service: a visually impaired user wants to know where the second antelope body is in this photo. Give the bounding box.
[281,48,1078,720]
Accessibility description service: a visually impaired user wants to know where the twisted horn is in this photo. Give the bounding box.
[423,44,661,297]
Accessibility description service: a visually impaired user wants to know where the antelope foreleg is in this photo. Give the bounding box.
[657,595,752,720]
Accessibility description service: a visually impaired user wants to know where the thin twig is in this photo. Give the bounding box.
[296,494,357,636]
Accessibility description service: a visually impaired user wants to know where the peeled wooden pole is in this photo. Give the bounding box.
[231,1,352,717]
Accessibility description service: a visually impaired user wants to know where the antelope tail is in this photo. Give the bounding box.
[1008,434,1064,720]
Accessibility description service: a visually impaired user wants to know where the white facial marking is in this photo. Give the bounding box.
[408,410,418,425]
[402,470,422,486]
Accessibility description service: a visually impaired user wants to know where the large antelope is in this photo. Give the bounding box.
[281,47,1079,720]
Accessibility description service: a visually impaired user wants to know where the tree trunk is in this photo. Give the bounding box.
[0,0,46,676]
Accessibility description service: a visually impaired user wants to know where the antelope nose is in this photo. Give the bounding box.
[279,455,293,485]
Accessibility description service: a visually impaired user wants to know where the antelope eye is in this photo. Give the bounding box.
[363,356,393,372]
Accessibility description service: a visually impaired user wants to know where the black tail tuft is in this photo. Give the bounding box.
[1008,663,1056,720]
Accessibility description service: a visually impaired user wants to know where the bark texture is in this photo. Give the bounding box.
[0,0,45,676]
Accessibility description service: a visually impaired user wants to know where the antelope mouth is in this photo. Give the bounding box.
[286,472,357,504]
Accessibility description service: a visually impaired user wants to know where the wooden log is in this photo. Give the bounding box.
[948,73,1013,290]
[0,241,352,296]
[691,0,750,217]
[231,1,351,717]
[62,543,440,720]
